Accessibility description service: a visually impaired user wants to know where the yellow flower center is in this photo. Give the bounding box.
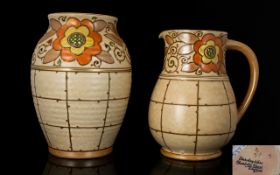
[60,26,94,55]
[67,32,86,48]
[198,40,220,64]
[204,46,216,59]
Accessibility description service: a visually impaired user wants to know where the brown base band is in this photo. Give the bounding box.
[49,147,113,159]
[160,148,222,161]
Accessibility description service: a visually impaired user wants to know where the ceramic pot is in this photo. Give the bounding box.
[31,13,131,159]
[148,29,259,161]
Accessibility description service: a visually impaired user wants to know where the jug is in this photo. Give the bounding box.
[148,29,259,160]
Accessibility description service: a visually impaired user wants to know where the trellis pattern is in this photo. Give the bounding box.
[149,77,237,156]
[31,68,130,151]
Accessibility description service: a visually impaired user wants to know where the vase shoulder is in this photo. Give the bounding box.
[32,13,131,70]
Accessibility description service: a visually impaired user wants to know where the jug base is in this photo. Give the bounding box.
[48,147,113,159]
[160,148,222,161]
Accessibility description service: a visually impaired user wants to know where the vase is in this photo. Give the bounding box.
[31,13,131,159]
[148,29,259,161]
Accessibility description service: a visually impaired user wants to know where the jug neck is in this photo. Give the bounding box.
[160,30,228,77]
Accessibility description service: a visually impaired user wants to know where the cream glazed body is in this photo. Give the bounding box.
[148,29,259,160]
[31,13,131,159]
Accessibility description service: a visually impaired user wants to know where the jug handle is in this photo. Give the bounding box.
[225,39,259,122]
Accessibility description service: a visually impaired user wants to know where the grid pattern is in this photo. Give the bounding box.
[33,69,52,146]
[38,121,122,129]
[31,69,131,151]
[32,95,128,102]
[149,78,237,155]
[97,73,111,149]
[150,99,235,107]
[160,80,171,150]
[65,72,73,150]
[222,81,232,145]
[159,76,229,81]
[194,80,200,154]
[150,127,235,136]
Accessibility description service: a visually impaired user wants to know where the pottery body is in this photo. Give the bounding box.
[148,30,259,160]
[31,13,131,158]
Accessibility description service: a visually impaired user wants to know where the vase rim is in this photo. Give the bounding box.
[159,29,228,38]
[48,12,118,21]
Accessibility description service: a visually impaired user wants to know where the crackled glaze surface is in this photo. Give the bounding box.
[31,13,131,158]
[149,30,247,161]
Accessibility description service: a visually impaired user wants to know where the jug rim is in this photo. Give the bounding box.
[159,29,227,38]
[48,12,118,21]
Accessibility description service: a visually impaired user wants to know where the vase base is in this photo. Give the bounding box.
[160,148,222,161]
[48,147,113,159]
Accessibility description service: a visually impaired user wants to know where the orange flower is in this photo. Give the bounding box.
[193,34,223,73]
[53,17,102,65]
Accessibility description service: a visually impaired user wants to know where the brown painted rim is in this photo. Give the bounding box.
[49,147,113,159]
[160,148,222,161]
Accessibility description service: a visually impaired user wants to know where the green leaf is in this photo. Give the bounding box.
[57,59,62,66]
